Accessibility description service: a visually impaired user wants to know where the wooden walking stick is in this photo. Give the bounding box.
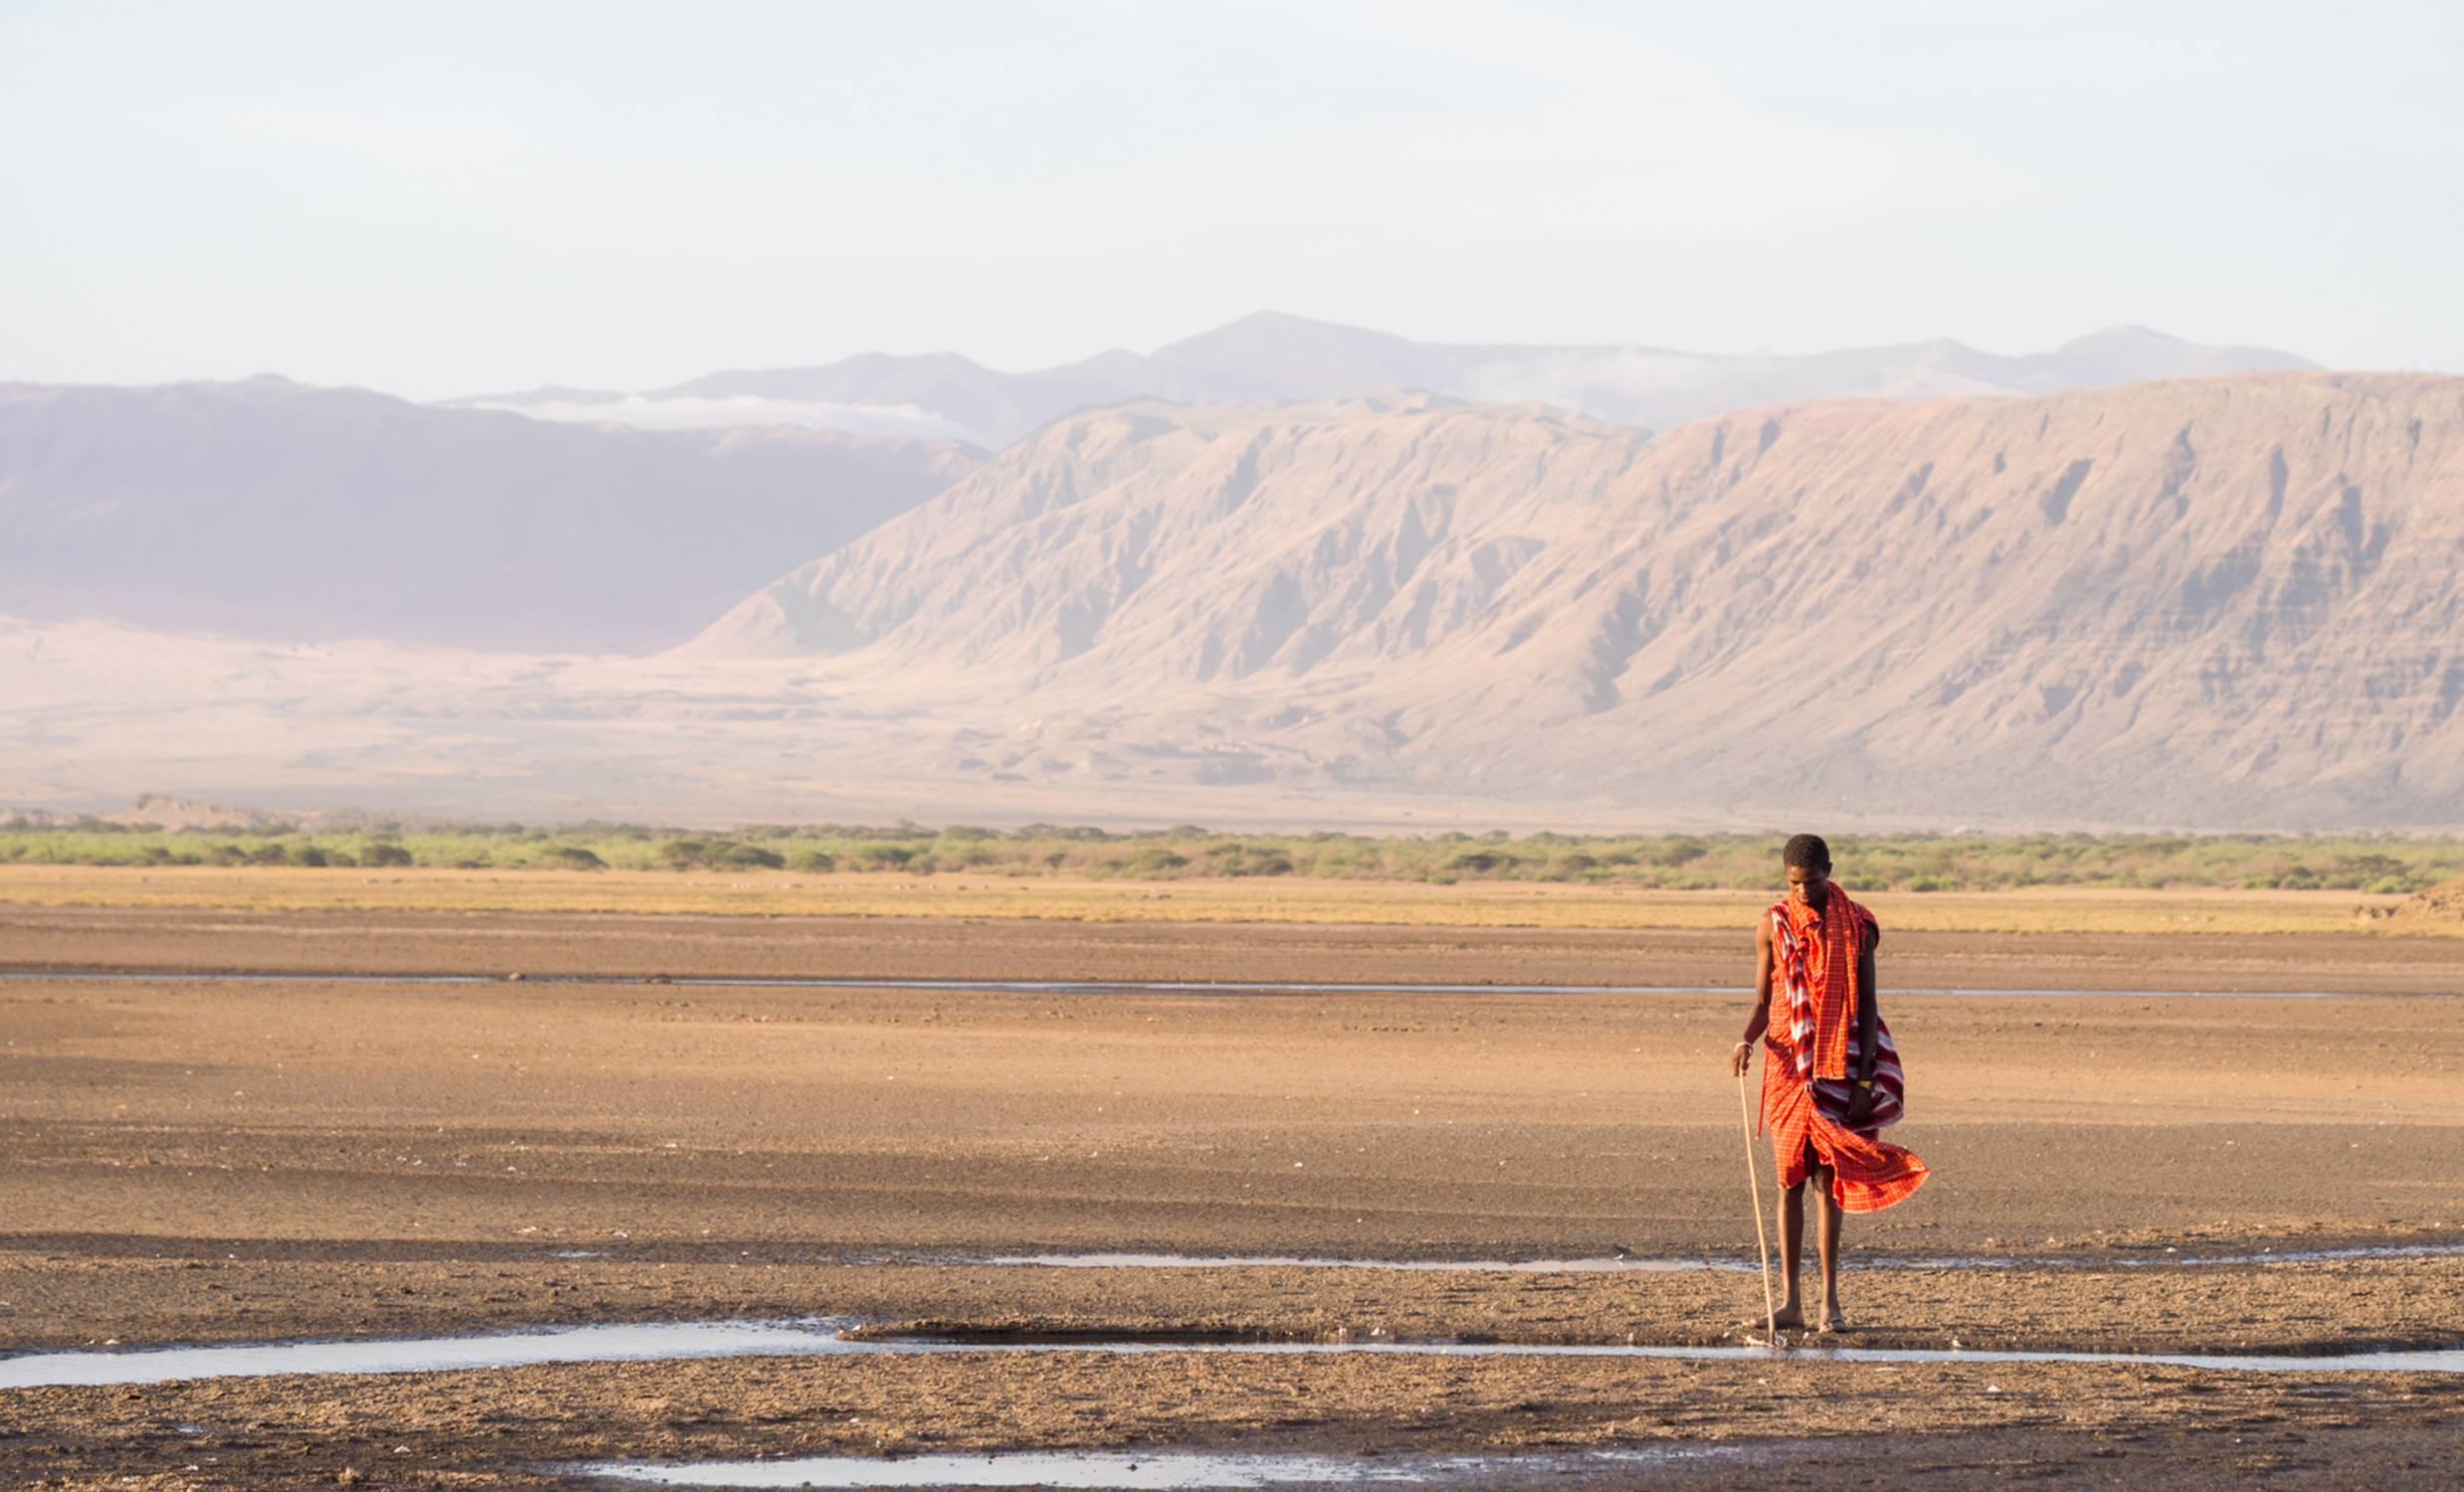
[1738,1064,1779,1341]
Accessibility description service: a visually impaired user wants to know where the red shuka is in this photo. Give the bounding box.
[1762,887,1929,1212]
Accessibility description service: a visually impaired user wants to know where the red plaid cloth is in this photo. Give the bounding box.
[1773,886,1874,1083]
[1762,889,1929,1212]
[1761,1058,1930,1212]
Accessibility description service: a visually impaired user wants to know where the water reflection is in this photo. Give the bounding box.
[6,1317,2459,1391]
[584,1447,1722,1488]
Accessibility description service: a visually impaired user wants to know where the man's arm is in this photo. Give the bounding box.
[1732,917,1775,1077]
[1845,940,1880,1123]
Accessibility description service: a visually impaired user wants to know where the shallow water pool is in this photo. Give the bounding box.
[578,1446,1729,1488]
[6,1318,2460,1391]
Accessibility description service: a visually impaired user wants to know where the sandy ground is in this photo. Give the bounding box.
[3,906,2461,1488]
[0,864,2436,937]
[8,898,2464,990]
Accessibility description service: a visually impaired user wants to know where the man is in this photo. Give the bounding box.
[1729,834,1928,1331]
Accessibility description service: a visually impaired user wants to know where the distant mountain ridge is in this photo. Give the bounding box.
[10,341,2451,833]
[0,377,980,653]
[691,371,2464,827]
[690,391,1651,675]
[459,311,2319,449]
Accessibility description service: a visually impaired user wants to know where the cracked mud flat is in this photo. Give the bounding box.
[3,905,2461,1488]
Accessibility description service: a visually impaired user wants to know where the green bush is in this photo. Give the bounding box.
[0,822,2458,892]
[848,843,918,871]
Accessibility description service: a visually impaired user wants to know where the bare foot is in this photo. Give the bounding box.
[1818,1305,1850,1333]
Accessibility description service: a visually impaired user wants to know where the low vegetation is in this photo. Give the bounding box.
[1,818,2457,894]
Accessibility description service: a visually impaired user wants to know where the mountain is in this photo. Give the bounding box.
[690,391,1651,671]
[692,372,2464,828]
[1153,317,2320,430]
[7,368,2453,830]
[459,312,2319,449]
[0,378,980,653]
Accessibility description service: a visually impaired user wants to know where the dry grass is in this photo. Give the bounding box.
[0,864,2435,935]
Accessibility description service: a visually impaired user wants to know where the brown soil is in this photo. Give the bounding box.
[2387,876,2464,929]
[12,1351,2464,1490]
[8,900,2464,991]
[4,907,2461,1489]
[10,1252,2463,1362]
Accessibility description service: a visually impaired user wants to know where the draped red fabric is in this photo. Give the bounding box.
[1773,885,1872,1082]
[1762,888,1929,1212]
[1761,1061,1930,1212]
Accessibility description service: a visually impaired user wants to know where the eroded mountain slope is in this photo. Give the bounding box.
[694,392,1650,677]
[1366,373,2464,821]
[694,374,2464,825]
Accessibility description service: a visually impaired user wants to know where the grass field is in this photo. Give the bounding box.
[0,863,2433,935]
[7,822,2463,894]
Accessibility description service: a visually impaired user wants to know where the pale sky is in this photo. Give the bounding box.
[3,0,2456,400]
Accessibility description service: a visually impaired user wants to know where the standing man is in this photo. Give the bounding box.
[1730,834,1929,1331]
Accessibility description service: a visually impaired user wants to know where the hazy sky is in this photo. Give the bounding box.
[4,1,2456,399]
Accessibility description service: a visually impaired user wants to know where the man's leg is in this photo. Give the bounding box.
[1809,1161,1845,1329]
[1773,1179,1806,1328]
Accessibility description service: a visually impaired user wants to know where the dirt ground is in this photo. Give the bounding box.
[0,863,2435,938]
[3,905,2461,1489]
[8,897,2464,990]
